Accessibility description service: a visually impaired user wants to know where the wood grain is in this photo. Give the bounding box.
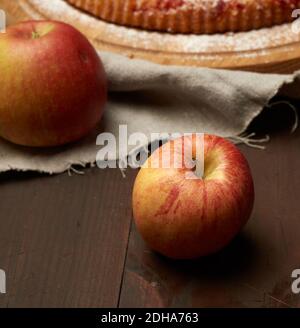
[0,168,134,308]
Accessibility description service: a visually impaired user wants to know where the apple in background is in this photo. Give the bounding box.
[132,134,254,260]
[0,20,107,147]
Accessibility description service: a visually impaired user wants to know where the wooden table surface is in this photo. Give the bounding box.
[0,103,298,308]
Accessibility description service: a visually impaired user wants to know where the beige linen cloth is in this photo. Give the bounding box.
[0,51,298,174]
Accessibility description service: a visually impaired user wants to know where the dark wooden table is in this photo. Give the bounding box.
[0,104,299,308]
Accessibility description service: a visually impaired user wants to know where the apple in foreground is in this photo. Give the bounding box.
[0,20,107,147]
[132,134,254,259]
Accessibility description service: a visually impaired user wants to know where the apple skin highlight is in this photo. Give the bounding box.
[0,20,107,147]
[132,134,254,260]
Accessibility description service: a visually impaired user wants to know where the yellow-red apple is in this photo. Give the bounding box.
[0,20,107,147]
[132,134,254,259]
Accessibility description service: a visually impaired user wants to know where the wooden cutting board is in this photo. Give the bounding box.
[2,0,300,73]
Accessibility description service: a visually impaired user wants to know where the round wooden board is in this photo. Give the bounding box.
[2,0,300,73]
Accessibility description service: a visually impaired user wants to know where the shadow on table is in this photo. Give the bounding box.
[125,228,264,307]
[247,97,299,135]
[149,231,258,280]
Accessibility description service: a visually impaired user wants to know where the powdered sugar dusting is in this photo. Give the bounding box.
[21,0,300,55]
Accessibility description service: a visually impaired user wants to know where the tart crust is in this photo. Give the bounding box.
[65,0,300,34]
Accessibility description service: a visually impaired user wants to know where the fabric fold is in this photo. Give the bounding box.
[0,51,298,174]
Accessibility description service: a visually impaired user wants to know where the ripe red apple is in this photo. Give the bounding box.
[132,134,254,259]
[0,20,107,147]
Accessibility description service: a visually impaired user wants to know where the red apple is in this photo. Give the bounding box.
[0,20,107,147]
[132,134,254,259]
